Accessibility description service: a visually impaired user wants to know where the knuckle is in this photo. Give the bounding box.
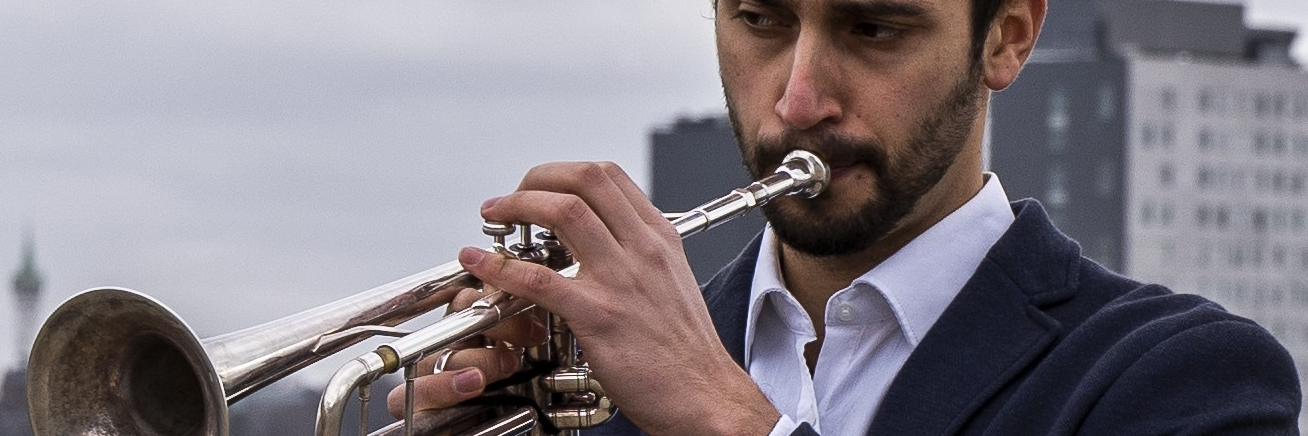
[596,160,623,176]
[575,161,609,187]
[521,162,562,189]
[523,266,555,290]
[555,195,592,224]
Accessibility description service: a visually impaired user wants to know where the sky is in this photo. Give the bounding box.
[1,0,1306,389]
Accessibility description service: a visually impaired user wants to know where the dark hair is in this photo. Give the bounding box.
[970,0,1009,64]
[712,0,1011,65]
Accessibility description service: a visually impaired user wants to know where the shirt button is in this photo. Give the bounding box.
[837,303,855,321]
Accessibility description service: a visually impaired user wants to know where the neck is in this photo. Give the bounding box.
[779,128,987,309]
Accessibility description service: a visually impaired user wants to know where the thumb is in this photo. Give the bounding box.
[386,367,486,418]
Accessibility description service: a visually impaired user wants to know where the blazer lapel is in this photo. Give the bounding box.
[868,200,1079,436]
[699,234,764,368]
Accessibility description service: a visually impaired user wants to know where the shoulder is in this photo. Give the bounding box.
[1039,260,1301,434]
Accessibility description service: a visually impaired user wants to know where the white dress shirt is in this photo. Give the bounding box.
[746,174,1015,436]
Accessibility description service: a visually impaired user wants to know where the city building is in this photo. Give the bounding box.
[989,0,1308,429]
[1,235,42,435]
[649,115,765,280]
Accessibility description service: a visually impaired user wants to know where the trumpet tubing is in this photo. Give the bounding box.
[26,150,829,436]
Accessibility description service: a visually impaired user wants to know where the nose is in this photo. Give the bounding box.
[774,36,843,130]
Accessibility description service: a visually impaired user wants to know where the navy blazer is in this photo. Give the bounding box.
[588,199,1300,435]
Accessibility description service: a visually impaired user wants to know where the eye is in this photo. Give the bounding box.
[853,22,904,40]
[734,10,785,30]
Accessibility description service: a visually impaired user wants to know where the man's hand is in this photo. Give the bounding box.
[455,162,779,435]
[385,287,547,416]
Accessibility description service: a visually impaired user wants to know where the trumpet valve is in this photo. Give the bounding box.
[509,223,551,264]
[482,220,515,248]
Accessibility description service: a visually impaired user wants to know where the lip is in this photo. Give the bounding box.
[828,164,859,181]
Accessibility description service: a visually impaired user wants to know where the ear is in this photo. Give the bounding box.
[982,0,1047,91]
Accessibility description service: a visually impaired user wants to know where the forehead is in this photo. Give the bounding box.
[724,0,967,20]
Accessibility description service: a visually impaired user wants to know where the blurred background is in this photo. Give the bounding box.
[2,0,1306,434]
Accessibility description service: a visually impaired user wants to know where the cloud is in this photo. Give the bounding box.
[0,0,726,371]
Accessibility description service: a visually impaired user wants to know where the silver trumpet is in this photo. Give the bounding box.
[26,150,828,436]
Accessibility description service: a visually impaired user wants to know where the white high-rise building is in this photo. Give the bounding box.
[991,0,1308,429]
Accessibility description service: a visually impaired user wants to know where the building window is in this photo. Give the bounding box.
[1161,88,1178,111]
[1047,164,1068,206]
[1048,87,1070,127]
[1197,89,1215,113]
[1197,167,1213,189]
[1047,87,1070,154]
[1255,93,1271,118]
[1159,163,1176,188]
[1253,208,1269,233]
[1198,127,1214,151]
[1095,159,1116,197]
[1097,83,1117,121]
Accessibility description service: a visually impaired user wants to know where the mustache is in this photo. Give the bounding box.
[751,130,890,174]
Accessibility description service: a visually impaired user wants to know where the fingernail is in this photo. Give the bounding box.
[500,352,519,375]
[481,196,501,210]
[459,247,486,266]
[452,369,483,395]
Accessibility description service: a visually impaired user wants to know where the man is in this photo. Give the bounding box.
[389,0,1301,434]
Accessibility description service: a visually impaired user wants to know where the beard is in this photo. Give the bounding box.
[726,67,982,257]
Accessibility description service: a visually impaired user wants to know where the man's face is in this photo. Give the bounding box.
[716,0,985,256]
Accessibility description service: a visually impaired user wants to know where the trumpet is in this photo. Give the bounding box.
[27,150,829,436]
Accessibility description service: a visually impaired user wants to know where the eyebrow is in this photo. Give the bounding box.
[748,0,930,20]
[830,0,930,21]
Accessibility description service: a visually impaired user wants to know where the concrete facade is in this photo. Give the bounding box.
[991,0,1308,429]
[649,115,765,281]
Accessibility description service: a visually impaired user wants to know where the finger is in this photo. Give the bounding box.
[459,246,583,320]
[513,162,648,241]
[482,303,549,347]
[447,287,483,314]
[593,162,672,229]
[481,191,624,263]
[440,347,522,380]
[386,368,485,418]
[447,287,548,346]
[441,288,493,349]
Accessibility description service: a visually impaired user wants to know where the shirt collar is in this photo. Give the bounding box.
[745,173,1015,360]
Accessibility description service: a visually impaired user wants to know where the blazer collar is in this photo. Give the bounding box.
[700,233,763,368]
[701,200,1081,435]
[869,199,1079,435]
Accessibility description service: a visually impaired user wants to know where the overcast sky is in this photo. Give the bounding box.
[2,0,1306,385]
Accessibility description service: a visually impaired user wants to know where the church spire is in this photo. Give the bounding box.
[12,231,42,297]
[11,230,44,367]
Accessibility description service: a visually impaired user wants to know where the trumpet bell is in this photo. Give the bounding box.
[28,287,229,436]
